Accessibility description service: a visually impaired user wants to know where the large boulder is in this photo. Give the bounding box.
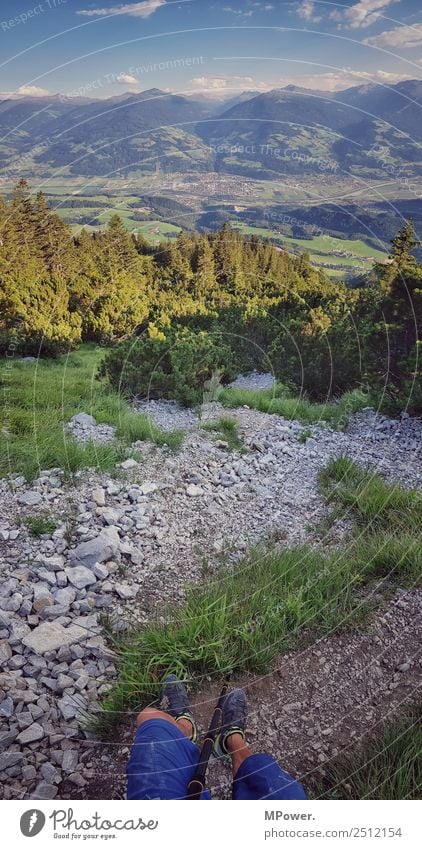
[69,412,96,426]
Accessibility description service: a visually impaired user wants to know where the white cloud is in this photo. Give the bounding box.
[190,70,418,95]
[342,68,414,83]
[276,70,416,91]
[0,85,51,99]
[330,0,399,30]
[117,73,139,85]
[222,6,253,16]
[296,1,322,24]
[16,85,50,97]
[364,22,422,47]
[77,0,166,18]
[191,75,256,90]
[190,75,269,98]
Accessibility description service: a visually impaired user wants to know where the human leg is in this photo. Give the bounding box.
[126,677,210,800]
[214,688,308,800]
[136,706,195,740]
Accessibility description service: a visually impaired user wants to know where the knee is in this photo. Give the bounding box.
[136,707,162,728]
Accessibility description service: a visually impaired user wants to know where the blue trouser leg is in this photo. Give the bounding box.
[126,718,307,800]
[232,753,308,800]
[126,718,211,799]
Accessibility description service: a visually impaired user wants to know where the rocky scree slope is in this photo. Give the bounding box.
[0,396,421,800]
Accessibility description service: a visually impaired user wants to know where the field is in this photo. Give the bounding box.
[231,223,387,278]
[40,187,388,275]
[1,171,415,273]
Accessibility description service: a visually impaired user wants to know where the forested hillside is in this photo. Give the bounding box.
[1,81,421,179]
[0,180,420,413]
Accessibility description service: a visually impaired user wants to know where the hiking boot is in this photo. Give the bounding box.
[214,688,248,761]
[162,674,197,743]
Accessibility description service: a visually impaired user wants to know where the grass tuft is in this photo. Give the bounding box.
[91,530,421,738]
[219,385,370,429]
[319,456,422,534]
[24,514,59,538]
[315,708,422,799]
[115,411,183,451]
[201,416,245,451]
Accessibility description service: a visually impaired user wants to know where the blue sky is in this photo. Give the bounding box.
[0,0,421,99]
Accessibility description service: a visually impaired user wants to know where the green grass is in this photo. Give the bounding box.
[201,416,245,451]
[219,384,370,429]
[92,527,421,737]
[115,411,183,451]
[315,708,422,799]
[130,220,181,243]
[231,223,387,274]
[299,428,312,444]
[0,344,183,480]
[319,457,422,534]
[24,514,59,538]
[93,457,421,737]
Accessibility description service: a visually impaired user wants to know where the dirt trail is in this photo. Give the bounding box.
[70,587,422,800]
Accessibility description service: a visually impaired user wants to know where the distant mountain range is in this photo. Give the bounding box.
[1,80,421,180]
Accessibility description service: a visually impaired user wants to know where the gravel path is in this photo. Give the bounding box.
[0,383,421,800]
[66,587,422,800]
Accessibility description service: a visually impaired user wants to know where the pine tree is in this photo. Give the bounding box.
[390,220,419,269]
[194,237,216,301]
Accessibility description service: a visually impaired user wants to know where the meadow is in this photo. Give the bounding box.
[0,345,182,481]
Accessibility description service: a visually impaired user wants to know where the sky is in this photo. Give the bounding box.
[0,0,421,99]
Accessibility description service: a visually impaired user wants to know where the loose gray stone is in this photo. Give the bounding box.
[0,752,24,772]
[28,704,44,720]
[22,622,87,655]
[57,674,74,691]
[40,762,62,784]
[0,596,20,612]
[54,587,76,606]
[186,484,204,497]
[31,781,58,800]
[0,612,10,629]
[92,563,109,581]
[0,697,14,718]
[8,654,26,669]
[70,412,96,427]
[102,508,121,526]
[33,592,54,613]
[114,583,137,600]
[0,729,18,748]
[71,526,120,568]
[57,694,87,720]
[22,764,37,781]
[10,619,31,642]
[19,599,33,617]
[16,711,34,730]
[18,491,43,507]
[36,555,64,572]
[65,565,97,590]
[92,487,106,506]
[0,640,12,664]
[120,458,138,470]
[62,750,79,773]
[140,481,157,495]
[17,723,45,744]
